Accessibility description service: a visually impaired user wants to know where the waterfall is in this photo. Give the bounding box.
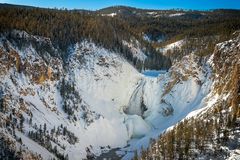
[125,79,147,116]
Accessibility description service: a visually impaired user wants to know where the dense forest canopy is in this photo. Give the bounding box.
[0,4,240,70]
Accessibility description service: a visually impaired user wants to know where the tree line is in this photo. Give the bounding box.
[0,4,172,70]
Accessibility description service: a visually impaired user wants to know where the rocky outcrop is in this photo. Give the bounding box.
[0,31,63,84]
[139,32,240,160]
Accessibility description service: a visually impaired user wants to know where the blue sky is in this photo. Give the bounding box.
[0,0,240,10]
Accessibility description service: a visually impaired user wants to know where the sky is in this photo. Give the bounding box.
[0,0,240,10]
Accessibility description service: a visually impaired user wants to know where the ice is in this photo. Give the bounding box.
[125,115,152,138]
[142,70,167,77]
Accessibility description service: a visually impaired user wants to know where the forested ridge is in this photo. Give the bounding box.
[98,6,240,40]
[1,4,240,70]
[0,4,171,70]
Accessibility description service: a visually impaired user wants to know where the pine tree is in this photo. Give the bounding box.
[133,150,138,160]
[19,114,25,132]
[44,123,47,134]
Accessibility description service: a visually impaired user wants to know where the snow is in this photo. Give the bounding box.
[169,13,185,17]
[147,12,157,15]
[143,34,151,42]
[0,36,139,159]
[16,131,56,160]
[122,40,147,61]
[145,12,186,18]
[126,80,145,116]
[0,31,225,160]
[62,41,144,158]
[227,149,240,160]
[101,13,117,17]
[143,34,165,43]
[82,116,128,148]
[159,39,185,55]
[120,54,214,159]
[125,115,152,138]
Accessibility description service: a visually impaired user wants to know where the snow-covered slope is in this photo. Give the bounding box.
[101,13,117,17]
[122,39,147,61]
[120,53,214,159]
[158,40,185,55]
[0,31,144,159]
[137,31,240,160]
[0,31,149,159]
[0,30,239,160]
[169,13,185,17]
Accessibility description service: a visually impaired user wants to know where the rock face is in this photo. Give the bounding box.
[0,30,239,160]
[138,32,240,160]
[213,32,240,97]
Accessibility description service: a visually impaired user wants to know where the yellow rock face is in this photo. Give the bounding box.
[38,73,46,84]
[47,67,53,80]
